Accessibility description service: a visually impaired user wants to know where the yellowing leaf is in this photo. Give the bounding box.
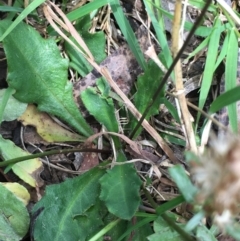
[19,105,85,143]
[0,183,30,206]
[0,184,30,240]
[0,135,44,187]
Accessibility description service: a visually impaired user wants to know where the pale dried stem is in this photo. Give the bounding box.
[171,0,197,153]
[217,0,240,25]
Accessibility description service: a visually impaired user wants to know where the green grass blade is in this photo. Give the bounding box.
[210,86,240,114]
[225,28,238,132]
[169,165,197,202]
[0,0,46,41]
[214,33,228,70]
[147,1,215,37]
[143,0,172,69]
[110,0,147,70]
[0,6,23,12]
[116,217,155,241]
[185,36,209,62]
[156,195,185,214]
[67,0,109,21]
[197,19,222,125]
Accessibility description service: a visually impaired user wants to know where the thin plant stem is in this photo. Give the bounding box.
[89,219,121,241]
[0,148,110,167]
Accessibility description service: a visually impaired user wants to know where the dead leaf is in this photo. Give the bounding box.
[19,105,85,143]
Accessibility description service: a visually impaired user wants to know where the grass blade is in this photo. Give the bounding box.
[110,0,147,70]
[225,28,238,132]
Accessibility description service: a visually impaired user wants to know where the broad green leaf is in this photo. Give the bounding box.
[196,225,218,241]
[74,200,105,240]
[81,78,121,149]
[1,182,30,206]
[32,165,106,241]
[81,79,117,131]
[147,215,184,241]
[0,20,93,137]
[130,59,164,138]
[65,15,106,77]
[225,29,239,132]
[168,165,197,203]
[0,88,27,122]
[0,135,43,187]
[100,158,142,220]
[0,184,30,241]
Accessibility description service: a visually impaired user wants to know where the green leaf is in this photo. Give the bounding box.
[161,98,180,123]
[65,15,106,77]
[149,2,217,37]
[147,215,184,241]
[130,59,164,137]
[225,29,239,132]
[117,217,155,241]
[32,165,106,241]
[110,0,147,70]
[67,0,109,22]
[168,165,197,203]
[81,78,118,132]
[156,195,185,215]
[74,200,105,240]
[0,88,27,122]
[0,184,30,241]
[209,86,240,113]
[81,78,121,149]
[0,20,93,137]
[0,6,23,12]
[89,218,123,241]
[143,0,173,69]
[196,225,218,241]
[226,223,240,240]
[0,135,43,187]
[102,218,128,241]
[214,33,228,71]
[0,0,46,41]
[131,218,153,241]
[185,211,205,232]
[100,160,142,220]
[197,18,222,125]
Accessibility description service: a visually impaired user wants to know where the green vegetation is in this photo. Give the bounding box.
[0,0,240,240]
